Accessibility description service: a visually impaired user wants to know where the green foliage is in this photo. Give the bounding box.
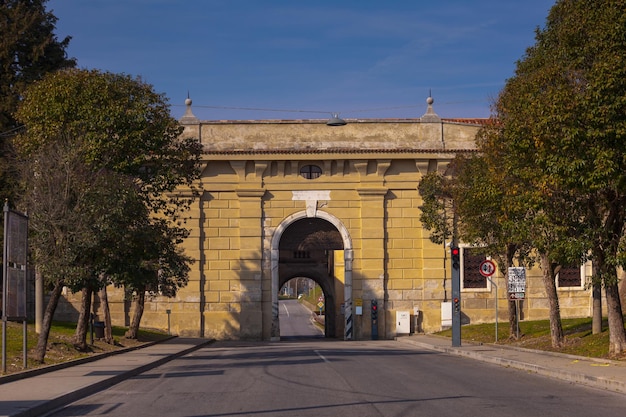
[17,139,105,288]
[491,0,626,352]
[454,153,526,265]
[14,69,202,214]
[0,0,75,227]
[13,68,202,305]
[417,171,455,245]
[0,0,75,132]
[496,0,626,279]
[108,216,193,298]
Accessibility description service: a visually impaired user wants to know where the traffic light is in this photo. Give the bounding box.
[371,299,379,340]
[371,299,378,322]
[451,246,460,270]
[453,297,460,313]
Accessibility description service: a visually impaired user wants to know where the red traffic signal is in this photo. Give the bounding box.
[371,299,378,321]
[451,246,461,270]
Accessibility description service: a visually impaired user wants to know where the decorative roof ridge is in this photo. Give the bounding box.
[203,148,479,155]
[187,118,491,126]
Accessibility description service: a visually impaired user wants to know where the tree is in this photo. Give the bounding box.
[418,169,456,248]
[453,154,530,341]
[0,0,75,235]
[117,218,192,339]
[419,116,588,347]
[495,0,626,355]
[15,138,113,361]
[471,119,590,348]
[14,69,201,358]
[63,170,146,351]
[419,155,532,340]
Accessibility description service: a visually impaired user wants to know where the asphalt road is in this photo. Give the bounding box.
[279,299,324,339]
[46,339,625,417]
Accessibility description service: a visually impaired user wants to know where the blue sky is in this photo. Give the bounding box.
[48,0,556,121]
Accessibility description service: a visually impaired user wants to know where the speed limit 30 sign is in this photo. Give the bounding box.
[479,259,496,277]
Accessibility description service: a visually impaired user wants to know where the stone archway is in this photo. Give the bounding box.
[271,210,353,341]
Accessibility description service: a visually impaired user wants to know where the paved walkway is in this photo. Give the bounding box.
[1,335,625,417]
[0,338,213,417]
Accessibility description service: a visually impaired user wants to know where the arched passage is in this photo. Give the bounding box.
[271,210,353,341]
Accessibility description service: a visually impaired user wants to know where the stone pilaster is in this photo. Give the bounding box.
[235,188,266,339]
[357,187,388,338]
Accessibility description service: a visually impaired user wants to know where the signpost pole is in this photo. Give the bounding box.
[486,277,498,342]
[516,300,520,339]
[480,259,498,342]
[2,201,9,374]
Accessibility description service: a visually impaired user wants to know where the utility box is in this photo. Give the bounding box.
[396,310,411,335]
[441,301,452,329]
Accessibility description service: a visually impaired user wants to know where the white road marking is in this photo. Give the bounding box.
[315,350,331,363]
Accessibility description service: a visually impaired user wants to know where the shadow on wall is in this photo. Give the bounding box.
[46,291,80,322]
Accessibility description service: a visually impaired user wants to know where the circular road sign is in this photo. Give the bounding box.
[479,259,496,277]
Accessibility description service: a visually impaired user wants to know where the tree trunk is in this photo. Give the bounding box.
[539,253,564,348]
[125,289,145,339]
[507,299,518,339]
[605,281,626,356]
[72,287,93,351]
[619,268,626,313]
[35,280,64,363]
[99,286,114,344]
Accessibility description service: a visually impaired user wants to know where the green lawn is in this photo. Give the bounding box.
[437,316,625,360]
[1,320,168,375]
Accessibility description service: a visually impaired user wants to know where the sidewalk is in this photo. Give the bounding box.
[396,334,626,395]
[0,338,212,417]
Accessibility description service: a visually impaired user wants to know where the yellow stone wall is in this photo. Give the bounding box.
[55,103,598,340]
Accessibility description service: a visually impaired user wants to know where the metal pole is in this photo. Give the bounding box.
[516,300,520,339]
[35,268,43,334]
[2,317,7,374]
[2,200,9,374]
[1,321,5,374]
[495,291,499,342]
[451,245,461,347]
[23,319,27,369]
[487,277,498,342]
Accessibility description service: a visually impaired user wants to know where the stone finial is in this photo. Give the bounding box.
[420,94,441,123]
[179,93,199,124]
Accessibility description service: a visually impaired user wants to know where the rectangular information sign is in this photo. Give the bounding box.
[507,267,526,300]
[3,205,28,321]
